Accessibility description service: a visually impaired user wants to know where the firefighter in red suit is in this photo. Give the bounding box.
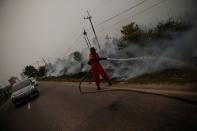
[88,47,112,90]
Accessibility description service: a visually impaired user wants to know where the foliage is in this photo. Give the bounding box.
[120,22,144,42]
[148,18,191,40]
[73,51,82,62]
[38,66,47,77]
[118,18,191,49]
[155,18,190,32]
[117,40,128,50]
[8,76,19,85]
[0,85,12,107]
[23,65,38,78]
[21,17,192,81]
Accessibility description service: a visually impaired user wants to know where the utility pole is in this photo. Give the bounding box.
[83,29,91,48]
[84,10,101,51]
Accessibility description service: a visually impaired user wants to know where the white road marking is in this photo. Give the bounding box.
[28,102,31,110]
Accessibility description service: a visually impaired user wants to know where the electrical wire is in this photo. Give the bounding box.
[64,34,83,55]
[94,0,148,28]
[55,33,83,59]
[52,0,168,61]
[96,0,167,34]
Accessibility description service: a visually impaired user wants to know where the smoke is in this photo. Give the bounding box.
[98,17,197,79]
[46,57,82,76]
[115,30,196,79]
[46,16,197,80]
[46,48,91,76]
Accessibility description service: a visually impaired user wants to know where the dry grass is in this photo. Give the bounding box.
[0,96,8,107]
[41,68,197,85]
[128,68,197,84]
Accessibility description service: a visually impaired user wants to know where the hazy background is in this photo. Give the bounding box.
[0,0,196,85]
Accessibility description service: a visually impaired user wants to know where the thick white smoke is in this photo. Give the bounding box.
[102,22,197,79]
[46,16,197,80]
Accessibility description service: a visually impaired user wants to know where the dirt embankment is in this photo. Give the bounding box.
[128,68,197,84]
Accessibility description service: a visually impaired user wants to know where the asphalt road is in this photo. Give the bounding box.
[0,82,197,131]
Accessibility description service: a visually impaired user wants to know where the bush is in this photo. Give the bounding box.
[23,65,38,78]
[120,22,144,42]
[118,18,191,49]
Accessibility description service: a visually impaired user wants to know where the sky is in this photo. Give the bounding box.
[0,0,196,85]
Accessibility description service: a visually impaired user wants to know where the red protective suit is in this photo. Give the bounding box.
[89,53,110,88]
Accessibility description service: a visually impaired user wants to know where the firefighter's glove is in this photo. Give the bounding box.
[100,57,107,60]
[87,60,91,65]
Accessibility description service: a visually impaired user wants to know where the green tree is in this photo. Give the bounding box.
[150,18,191,40]
[70,51,84,69]
[120,22,143,42]
[73,51,82,62]
[23,65,38,78]
[38,66,47,77]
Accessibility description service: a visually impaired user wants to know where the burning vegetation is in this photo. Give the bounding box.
[22,17,197,83]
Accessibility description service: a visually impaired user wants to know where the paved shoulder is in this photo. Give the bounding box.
[0,82,197,131]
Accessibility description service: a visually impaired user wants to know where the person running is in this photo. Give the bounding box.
[88,47,112,90]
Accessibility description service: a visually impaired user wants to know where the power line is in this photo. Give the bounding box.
[64,34,83,55]
[94,0,148,27]
[111,0,167,28]
[52,0,167,60]
[55,0,167,59]
[96,0,167,34]
[54,32,83,59]
[132,0,167,18]
[88,0,115,14]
